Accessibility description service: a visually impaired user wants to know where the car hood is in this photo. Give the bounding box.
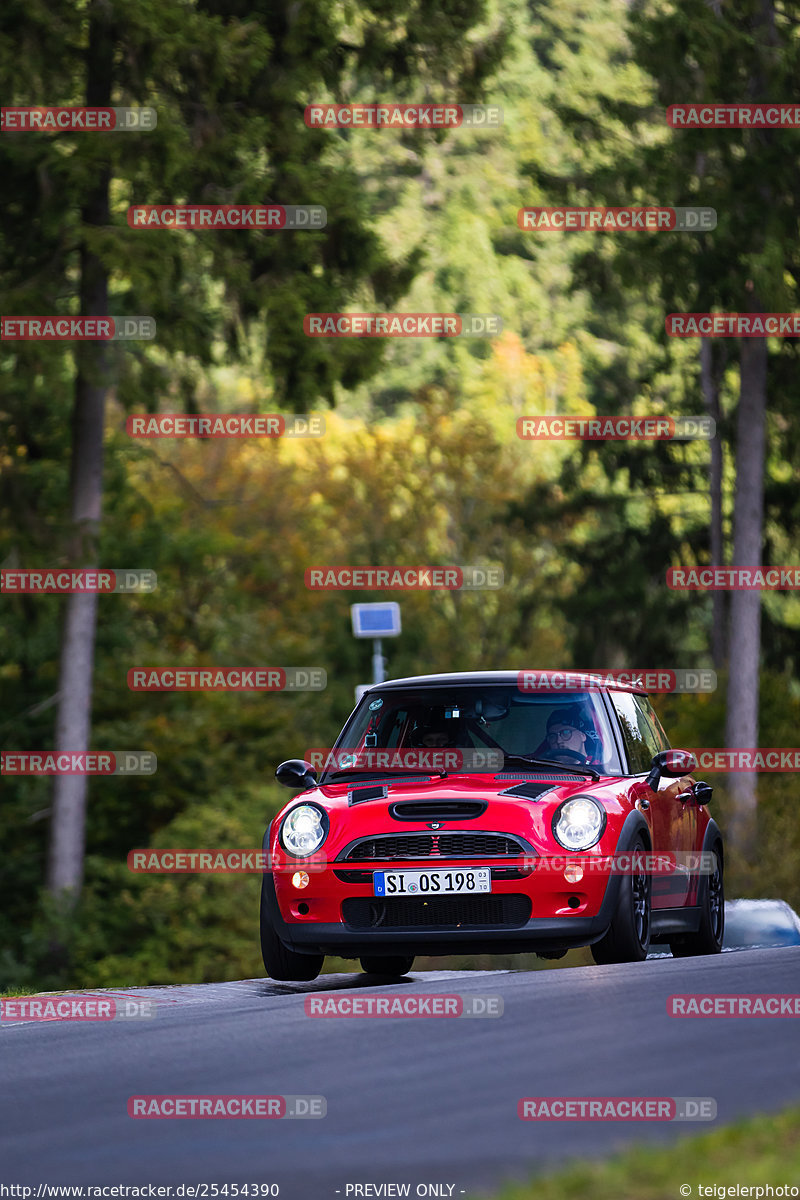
[313,771,593,806]
[274,772,633,857]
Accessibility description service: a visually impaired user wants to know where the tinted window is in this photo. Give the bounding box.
[610,691,655,773]
[636,696,671,754]
[326,684,625,778]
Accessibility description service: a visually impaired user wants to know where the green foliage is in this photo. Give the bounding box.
[1,0,799,988]
[488,1103,800,1200]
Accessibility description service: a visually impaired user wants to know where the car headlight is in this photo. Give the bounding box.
[280,805,328,856]
[552,796,606,851]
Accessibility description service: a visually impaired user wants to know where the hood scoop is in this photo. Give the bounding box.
[348,784,388,806]
[389,799,488,822]
[498,781,558,800]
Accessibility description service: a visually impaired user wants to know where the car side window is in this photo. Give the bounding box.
[609,691,654,774]
[635,696,671,754]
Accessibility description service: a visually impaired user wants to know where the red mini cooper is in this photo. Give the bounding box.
[260,672,723,980]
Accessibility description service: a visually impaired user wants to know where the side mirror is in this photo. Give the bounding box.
[645,749,697,792]
[692,781,713,806]
[276,759,318,790]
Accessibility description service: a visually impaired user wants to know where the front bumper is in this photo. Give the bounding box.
[262,809,655,957]
[261,868,624,957]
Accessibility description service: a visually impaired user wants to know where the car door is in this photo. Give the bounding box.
[635,695,698,905]
[608,690,691,908]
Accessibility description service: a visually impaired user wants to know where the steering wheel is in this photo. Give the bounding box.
[543,749,589,766]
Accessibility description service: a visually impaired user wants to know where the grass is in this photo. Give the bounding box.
[483,1105,800,1199]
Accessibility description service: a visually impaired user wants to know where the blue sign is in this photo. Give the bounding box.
[351,602,402,638]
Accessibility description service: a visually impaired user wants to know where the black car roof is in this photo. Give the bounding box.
[365,670,648,695]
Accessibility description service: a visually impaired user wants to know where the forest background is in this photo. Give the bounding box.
[2,0,799,987]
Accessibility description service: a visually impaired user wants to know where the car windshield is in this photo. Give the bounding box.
[321,684,623,781]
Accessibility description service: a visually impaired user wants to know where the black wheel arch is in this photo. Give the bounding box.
[701,817,724,860]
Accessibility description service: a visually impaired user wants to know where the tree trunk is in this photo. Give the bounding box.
[723,0,775,863]
[46,1,114,902]
[724,322,767,859]
[699,339,725,668]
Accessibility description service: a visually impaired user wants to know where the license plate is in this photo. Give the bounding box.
[373,868,491,897]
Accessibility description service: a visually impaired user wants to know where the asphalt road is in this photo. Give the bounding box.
[2,948,799,1197]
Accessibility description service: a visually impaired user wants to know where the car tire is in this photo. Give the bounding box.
[669,843,724,958]
[260,879,324,982]
[591,835,652,965]
[360,955,415,976]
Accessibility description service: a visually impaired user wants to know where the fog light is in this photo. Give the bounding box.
[292,871,310,889]
[564,864,584,883]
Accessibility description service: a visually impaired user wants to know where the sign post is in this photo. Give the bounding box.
[351,602,402,702]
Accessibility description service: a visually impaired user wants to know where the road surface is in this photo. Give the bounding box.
[2,948,798,1197]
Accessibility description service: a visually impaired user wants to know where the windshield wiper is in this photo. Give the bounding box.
[500,754,600,781]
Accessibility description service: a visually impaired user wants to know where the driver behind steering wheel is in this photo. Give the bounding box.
[540,705,595,764]
[408,714,460,749]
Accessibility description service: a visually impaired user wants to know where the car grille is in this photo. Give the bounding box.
[342,894,532,930]
[343,833,524,861]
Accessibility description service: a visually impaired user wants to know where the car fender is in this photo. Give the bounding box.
[610,808,652,854]
[599,808,653,913]
[701,817,723,856]
[700,817,723,882]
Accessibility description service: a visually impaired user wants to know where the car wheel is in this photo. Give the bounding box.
[260,879,324,982]
[360,955,415,976]
[591,836,652,965]
[669,844,724,958]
